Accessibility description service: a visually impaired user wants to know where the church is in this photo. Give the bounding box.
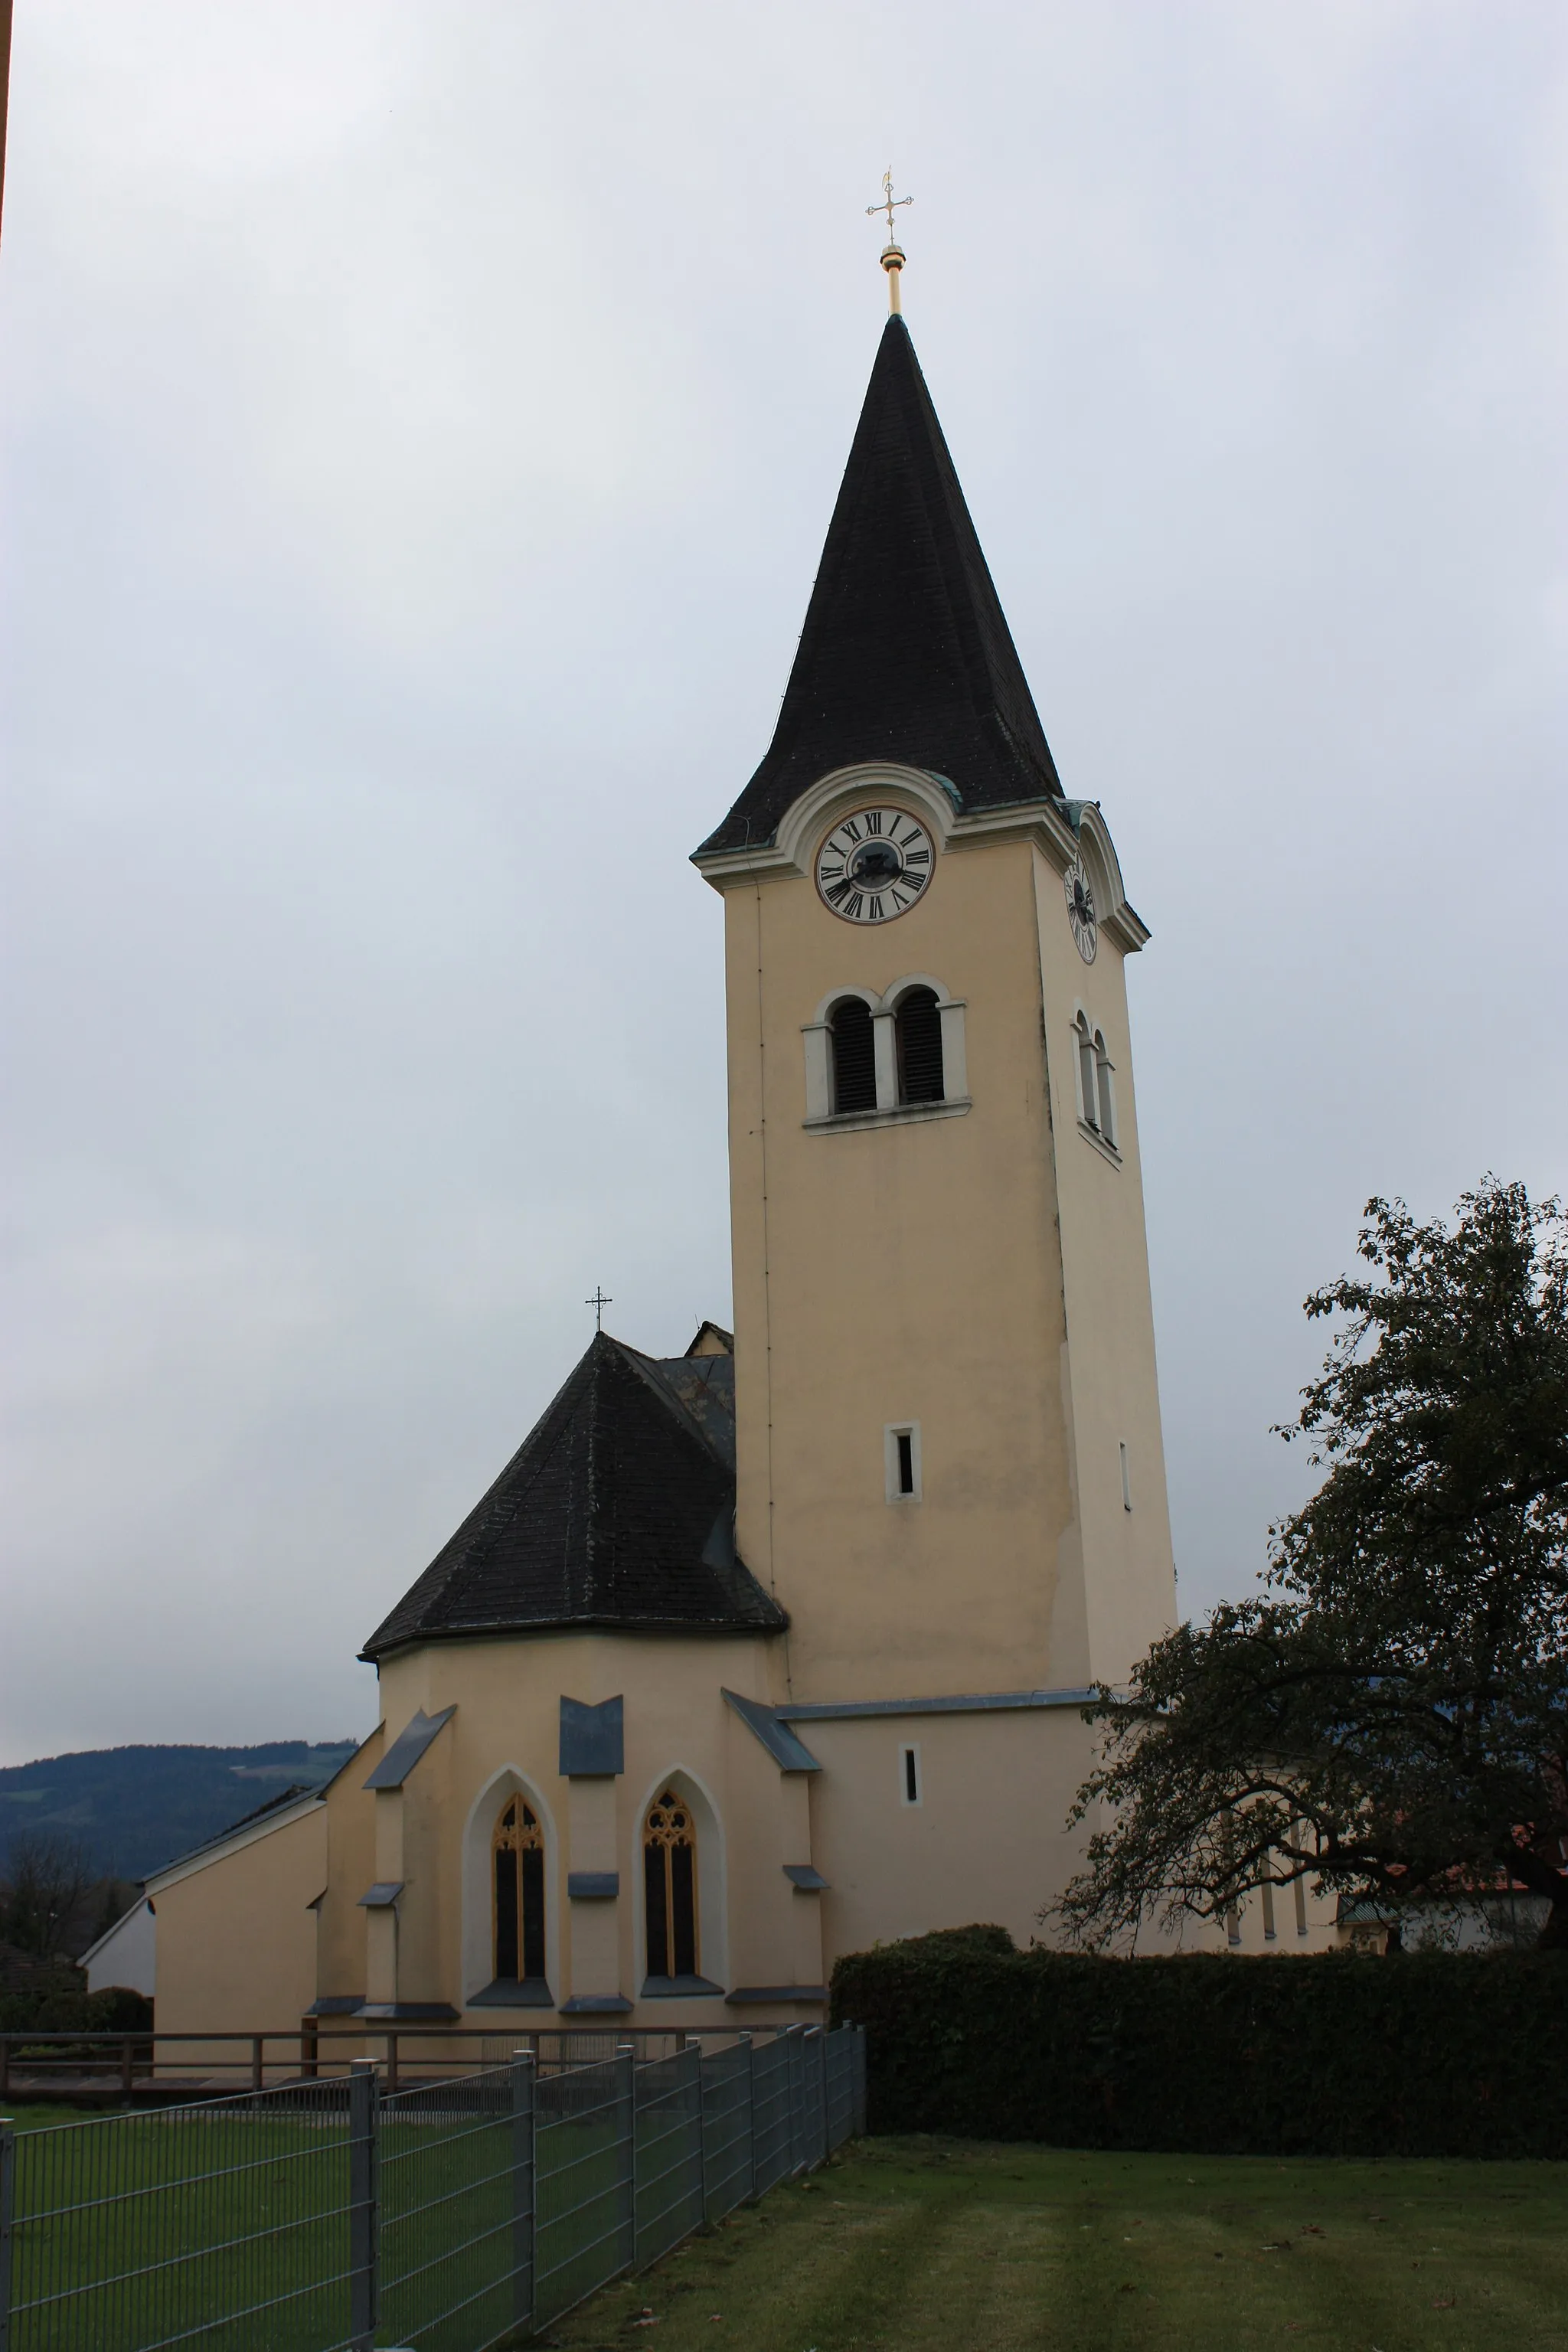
[149,263,1223,2046]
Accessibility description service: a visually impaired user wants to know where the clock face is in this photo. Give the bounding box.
[815,808,934,923]
[1065,854,1098,963]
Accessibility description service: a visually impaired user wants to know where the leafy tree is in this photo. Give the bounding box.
[1052,1179,1568,1951]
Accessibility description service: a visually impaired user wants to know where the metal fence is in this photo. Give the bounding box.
[0,2024,866,2352]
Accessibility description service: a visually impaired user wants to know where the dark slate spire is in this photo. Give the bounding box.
[698,314,1063,857]
[361,1334,783,1661]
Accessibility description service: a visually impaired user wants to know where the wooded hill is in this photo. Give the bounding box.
[0,1741,362,1881]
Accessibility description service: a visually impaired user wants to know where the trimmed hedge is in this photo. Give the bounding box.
[0,1984,152,2035]
[831,1926,1568,2158]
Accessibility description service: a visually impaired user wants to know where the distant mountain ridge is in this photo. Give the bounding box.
[0,1742,363,1881]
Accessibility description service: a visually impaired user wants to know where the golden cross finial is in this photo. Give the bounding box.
[867,168,913,242]
[866,168,913,314]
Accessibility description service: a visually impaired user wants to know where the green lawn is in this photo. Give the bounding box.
[547,2135,1568,2352]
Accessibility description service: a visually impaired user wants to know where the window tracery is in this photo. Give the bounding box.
[493,1795,546,1983]
[643,1787,700,1980]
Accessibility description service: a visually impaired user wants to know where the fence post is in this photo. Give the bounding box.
[511,2049,536,2332]
[691,2041,707,2228]
[348,2059,380,2352]
[787,2026,805,2177]
[811,2027,828,2167]
[0,2119,15,2352]
[616,2043,637,2275]
[740,2033,756,2203]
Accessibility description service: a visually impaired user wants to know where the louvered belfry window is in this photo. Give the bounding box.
[896,987,944,1104]
[829,996,877,1114]
[644,1788,699,1978]
[494,1797,546,1981]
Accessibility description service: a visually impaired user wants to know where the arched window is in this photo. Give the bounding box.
[1076,1014,1098,1129]
[493,1796,546,1984]
[1093,1031,1116,1148]
[643,1788,699,1980]
[829,996,877,1114]
[894,986,944,1104]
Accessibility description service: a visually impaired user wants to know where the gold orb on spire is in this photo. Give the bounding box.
[866,168,913,313]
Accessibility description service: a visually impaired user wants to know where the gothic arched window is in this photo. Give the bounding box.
[829,996,877,1114]
[493,1796,546,1984]
[894,986,944,1104]
[643,1788,699,1980]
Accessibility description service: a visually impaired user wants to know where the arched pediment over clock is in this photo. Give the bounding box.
[693,760,1148,956]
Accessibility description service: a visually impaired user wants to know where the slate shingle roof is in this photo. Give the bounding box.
[698,313,1063,858]
[360,1335,783,1661]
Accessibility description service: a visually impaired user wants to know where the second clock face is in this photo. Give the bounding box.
[815,808,934,923]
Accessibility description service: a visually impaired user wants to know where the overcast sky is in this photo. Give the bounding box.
[2,2,1563,1769]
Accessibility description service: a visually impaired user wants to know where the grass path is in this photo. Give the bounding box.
[547,2135,1568,2352]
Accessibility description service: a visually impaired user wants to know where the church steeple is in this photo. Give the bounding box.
[700,315,1063,856]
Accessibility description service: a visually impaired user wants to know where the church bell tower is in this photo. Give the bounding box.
[693,307,1176,1715]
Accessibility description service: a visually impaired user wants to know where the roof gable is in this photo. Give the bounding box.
[699,315,1062,857]
[361,1335,782,1660]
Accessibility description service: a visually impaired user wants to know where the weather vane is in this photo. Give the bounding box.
[866,168,913,314]
[585,1285,612,1331]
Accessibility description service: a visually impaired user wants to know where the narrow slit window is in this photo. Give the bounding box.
[894,986,944,1104]
[493,1797,547,1983]
[829,997,877,1115]
[1119,1442,1132,1513]
[643,1788,699,1979]
[886,1423,921,1502]
[900,1745,922,1806]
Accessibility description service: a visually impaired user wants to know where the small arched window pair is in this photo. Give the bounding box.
[1074,1014,1116,1148]
[493,1796,546,1983]
[829,988,944,1115]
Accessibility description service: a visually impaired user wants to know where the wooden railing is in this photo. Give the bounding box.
[0,2022,795,2101]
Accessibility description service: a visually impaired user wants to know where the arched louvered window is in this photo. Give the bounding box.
[895,986,944,1104]
[494,1797,546,1983]
[1076,1013,1098,1130]
[644,1788,699,1979]
[829,996,877,1115]
[1093,1030,1117,1148]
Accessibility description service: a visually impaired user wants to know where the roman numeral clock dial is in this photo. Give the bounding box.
[1065,853,1098,963]
[815,808,935,923]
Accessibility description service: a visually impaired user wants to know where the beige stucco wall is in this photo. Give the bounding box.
[718,786,1175,1707]
[152,1802,326,2046]
[1029,842,1178,1689]
[358,1632,820,2030]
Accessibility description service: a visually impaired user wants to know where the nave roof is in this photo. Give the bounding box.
[360,1333,783,1661]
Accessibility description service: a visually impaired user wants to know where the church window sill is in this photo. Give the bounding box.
[1078,1119,1122,1168]
[640,1974,726,1999]
[805,1096,972,1137]
[469,1977,554,2009]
